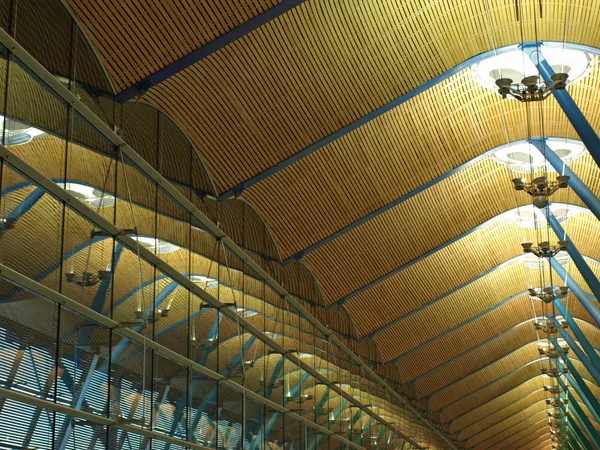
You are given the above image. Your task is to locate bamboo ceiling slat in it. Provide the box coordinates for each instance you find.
[491,428,550,450]
[425,336,540,409]
[143,1,600,194]
[67,0,281,91]
[470,403,549,449]
[439,364,542,424]
[394,293,538,382]
[248,75,595,261]
[345,218,546,338]
[459,390,547,441]
[450,377,547,434]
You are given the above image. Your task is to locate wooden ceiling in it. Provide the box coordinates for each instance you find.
[14,0,600,447]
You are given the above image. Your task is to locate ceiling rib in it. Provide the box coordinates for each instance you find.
[115,0,305,103]
[283,146,499,265]
[422,322,599,402]
[217,42,600,202]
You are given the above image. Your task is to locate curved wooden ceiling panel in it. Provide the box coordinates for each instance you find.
[19,0,600,446]
[67,0,282,91]
[140,1,600,195]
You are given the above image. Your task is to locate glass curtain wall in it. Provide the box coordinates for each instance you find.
[0,1,447,449]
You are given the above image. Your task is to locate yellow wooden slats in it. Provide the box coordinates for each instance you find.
[67,0,280,90]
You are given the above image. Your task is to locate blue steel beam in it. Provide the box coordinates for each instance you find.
[547,210,600,313]
[523,43,600,169]
[556,327,600,385]
[567,392,600,449]
[283,147,499,265]
[335,201,589,312]
[555,353,600,420]
[551,301,600,373]
[217,42,600,202]
[532,138,600,221]
[550,256,600,328]
[115,0,305,103]
[569,418,594,450]
[57,354,100,450]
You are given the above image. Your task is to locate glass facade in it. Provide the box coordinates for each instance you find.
[0,1,446,448]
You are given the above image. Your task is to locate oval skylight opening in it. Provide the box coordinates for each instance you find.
[491,138,586,173]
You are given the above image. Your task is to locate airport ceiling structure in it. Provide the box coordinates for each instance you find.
[3,0,600,449]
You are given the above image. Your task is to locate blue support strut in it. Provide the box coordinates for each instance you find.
[551,301,600,373]
[548,250,600,327]
[531,138,600,221]
[522,43,600,170]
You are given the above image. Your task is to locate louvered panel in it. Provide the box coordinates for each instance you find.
[67,0,281,91]
[144,2,600,194]
[471,402,548,449]
[459,390,547,441]
[425,337,539,409]
[437,363,539,423]
[451,377,545,434]
[345,218,544,338]
[394,293,537,382]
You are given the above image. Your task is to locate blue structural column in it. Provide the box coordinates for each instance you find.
[549,256,600,328]
[554,354,600,423]
[551,302,600,373]
[554,326,600,385]
[522,43,600,169]
[547,210,600,307]
[567,392,600,450]
[531,139,600,221]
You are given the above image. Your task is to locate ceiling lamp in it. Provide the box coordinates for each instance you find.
[512,175,569,208]
[534,318,568,334]
[528,286,568,303]
[472,45,593,94]
[494,72,567,102]
[521,240,567,258]
[538,345,569,358]
[491,139,586,173]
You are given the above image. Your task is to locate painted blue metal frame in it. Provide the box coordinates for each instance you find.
[427,327,598,408]
[549,248,600,327]
[532,138,600,221]
[551,301,600,374]
[116,0,306,103]
[547,209,600,310]
[334,214,514,310]
[283,146,499,265]
[217,41,600,202]
[565,386,600,448]
[522,43,600,170]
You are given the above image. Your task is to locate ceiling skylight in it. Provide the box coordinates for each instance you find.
[491,138,586,173]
